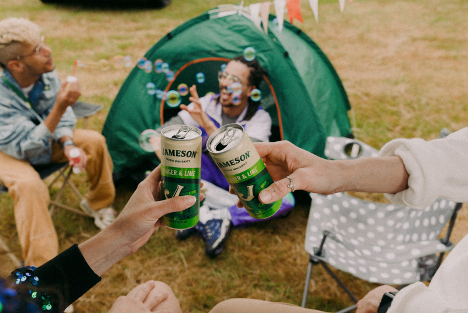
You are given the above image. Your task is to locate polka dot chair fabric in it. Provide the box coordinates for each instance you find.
[306,192,458,285]
[325,136,379,160]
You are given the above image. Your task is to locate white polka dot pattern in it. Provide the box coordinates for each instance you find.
[325,137,380,160]
[305,192,457,285]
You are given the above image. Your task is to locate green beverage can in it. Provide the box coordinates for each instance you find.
[160,125,202,229]
[207,124,282,219]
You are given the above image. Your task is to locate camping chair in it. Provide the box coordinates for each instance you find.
[0,101,103,265]
[302,193,462,312]
[324,136,379,160]
[302,135,463,312]
[46,101,104,215]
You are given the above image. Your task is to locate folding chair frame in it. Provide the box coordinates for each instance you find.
[301,201,463,312]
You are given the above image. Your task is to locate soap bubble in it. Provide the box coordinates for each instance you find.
[196,72,205,84]
[205,92,216,100]
[244,47,256,61]
[232,95,241,105]
[165,90,181,107]
[231,82,243,95]
[137,57,147,69]
[112,55,124,69]
[146,82,157,95]
[99,59,110,71]
[178,83,189,96]
[155,59,164,73]
[156,90,165,99]
[144,60,153,73]
[166,70,174,82]
[250,88,262,102]
[139,129,159,152]
[162,63,170,73]
[123,55,133,68]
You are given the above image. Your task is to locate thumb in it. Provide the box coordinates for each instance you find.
[153,195,197,217]
[259,176,295,204]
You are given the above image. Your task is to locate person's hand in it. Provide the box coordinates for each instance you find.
[55,78,81,111]
[356,285,398,313]
[79,165,201,276]
[109,166,197,255]
[179,85,217,135]
[63,145,87,172]
[109,281,181,313]
[250,141,336,205]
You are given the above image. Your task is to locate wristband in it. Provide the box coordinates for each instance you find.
[378,291,398,313]
[62,140,76,150]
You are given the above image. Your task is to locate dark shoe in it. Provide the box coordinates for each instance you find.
[175,227,196,240]
[197,206,231,258]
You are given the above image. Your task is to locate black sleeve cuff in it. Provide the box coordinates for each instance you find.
[34,243,101,308]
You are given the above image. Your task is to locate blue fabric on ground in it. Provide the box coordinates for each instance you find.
[229,192,295,227]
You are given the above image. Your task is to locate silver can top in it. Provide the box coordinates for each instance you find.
[161,125,201,140]
[208,124,244,153]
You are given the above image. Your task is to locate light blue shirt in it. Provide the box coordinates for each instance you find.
[0,68,76,164]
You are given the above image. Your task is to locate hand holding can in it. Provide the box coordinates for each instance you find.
[207,124,282,219]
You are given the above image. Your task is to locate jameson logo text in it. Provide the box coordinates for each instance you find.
[162,149,198,158]
[217,151,251,168]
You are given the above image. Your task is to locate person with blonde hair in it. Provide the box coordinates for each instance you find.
[0,17,117,268]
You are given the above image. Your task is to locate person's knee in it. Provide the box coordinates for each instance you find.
[11,175,48,197]
[210,299,242,313]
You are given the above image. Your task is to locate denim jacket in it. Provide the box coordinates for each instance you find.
[0,69,76,165]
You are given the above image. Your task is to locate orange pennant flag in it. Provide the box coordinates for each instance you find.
[286,0,303,24]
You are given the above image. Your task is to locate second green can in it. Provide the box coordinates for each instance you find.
[160,125,201,229]
[207,123,282,219]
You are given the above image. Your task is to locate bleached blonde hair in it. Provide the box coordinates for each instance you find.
[0,18,41,67]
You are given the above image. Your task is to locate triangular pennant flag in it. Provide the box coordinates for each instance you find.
[309,0,319,22]
[249,3,262,31]
[260,2,271,34]
[339,0,345,12]
[238,0,244,15]
[274,0,286,32]
[286,0,303,24]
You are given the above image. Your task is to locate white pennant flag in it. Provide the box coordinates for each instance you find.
[339,0,345,12]
[260,2,271,34]
[309,0,319,23]
[274,0,286,32]
[249,3,262,31]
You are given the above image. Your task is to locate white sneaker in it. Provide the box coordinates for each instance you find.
[94,208,116,230]
[80,199,116,230]
[64,304,74,312]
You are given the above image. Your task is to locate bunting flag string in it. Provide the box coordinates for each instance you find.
[286,0,303,24]
[249,3,262,31]
[273,0,286,32]
[308,0,319,22]
[339,0,346,12]
[260,1,271,34]
[245,0,355,34]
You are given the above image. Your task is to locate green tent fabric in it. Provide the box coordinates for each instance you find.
[102,6,352,181]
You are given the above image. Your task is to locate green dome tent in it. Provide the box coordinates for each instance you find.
[102,5,352,181]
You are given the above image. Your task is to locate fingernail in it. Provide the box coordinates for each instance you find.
[259,191,272,203]
[185,195,197,206]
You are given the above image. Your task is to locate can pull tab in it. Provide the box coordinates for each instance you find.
[216,127,235,151]
[172,125,192,139]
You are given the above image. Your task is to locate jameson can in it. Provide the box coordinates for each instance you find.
[160,125,202,229]
[207,124,282,219]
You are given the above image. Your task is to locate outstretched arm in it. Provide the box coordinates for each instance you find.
[78,165,197,276]
[254,141,409,204]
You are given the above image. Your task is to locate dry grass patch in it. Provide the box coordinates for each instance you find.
[1,0,468,312]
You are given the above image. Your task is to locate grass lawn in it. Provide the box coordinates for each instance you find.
[1,0,467,312]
